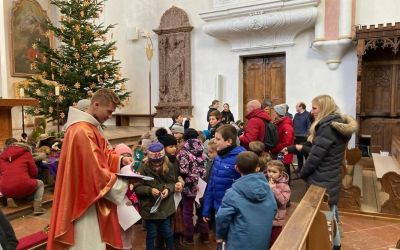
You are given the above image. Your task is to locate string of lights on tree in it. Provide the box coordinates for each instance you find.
[25,0,130,122]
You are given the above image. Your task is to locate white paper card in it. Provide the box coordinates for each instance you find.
[118,165,154,180]
[195,178,207,204]
[117,196,141,231]
[174,192,182,210]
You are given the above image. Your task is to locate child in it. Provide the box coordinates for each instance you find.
[170,112,190,130]
[177,128,209,245]
[216,151,277,249]
[205,139,217,181]
[202,124,246,225]
[249,141,272,173]
[266,160,291,247]
[207,99,220,129]
[156,128,185,249]
[204,110,222,140]
[114,143,138,250]
[134,143,176,250]
[171,124,185,149]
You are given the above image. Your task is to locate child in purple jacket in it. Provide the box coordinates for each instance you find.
[177,128,209,245]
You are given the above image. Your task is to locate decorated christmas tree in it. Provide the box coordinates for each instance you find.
[26,0,130,122]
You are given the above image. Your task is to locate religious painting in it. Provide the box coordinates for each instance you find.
[11,0,50,77]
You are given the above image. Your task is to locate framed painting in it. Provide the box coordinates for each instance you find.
[10,0,50,77]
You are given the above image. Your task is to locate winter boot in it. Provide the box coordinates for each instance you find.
[7,198,18,208]
[33,201,45,215]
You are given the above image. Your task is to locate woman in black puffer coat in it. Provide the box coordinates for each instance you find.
[286,95,357,250]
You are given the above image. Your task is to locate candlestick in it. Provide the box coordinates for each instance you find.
[55,86,60,96]
[19,88,25,98]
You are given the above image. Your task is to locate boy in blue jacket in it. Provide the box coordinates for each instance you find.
[216,151,277,250]
[202,124,246,224]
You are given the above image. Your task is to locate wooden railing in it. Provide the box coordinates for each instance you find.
[272,185,332,250]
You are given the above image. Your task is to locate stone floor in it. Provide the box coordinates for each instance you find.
[9,200,400,249]
[5,126,400,249]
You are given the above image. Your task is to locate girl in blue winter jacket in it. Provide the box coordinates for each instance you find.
[202,124,246,223]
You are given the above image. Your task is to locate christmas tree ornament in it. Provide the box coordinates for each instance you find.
[74,82,81,89]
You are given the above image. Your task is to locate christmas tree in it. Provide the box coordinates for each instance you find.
[26,0,130,122]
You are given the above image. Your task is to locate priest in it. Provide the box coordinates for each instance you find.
[47,89,133,249]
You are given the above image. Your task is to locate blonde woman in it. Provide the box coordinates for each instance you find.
[283,95,357,249]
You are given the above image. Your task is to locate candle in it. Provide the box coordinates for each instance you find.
[55,86,60,96]
[19,88,24,97]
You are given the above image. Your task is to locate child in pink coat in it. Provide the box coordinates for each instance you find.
[266,160,291,247]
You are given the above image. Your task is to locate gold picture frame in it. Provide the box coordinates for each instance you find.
[10,0,50,77]
[14,79,31,98]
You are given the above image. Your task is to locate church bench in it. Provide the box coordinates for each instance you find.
[371,141,400,215]
[338,148,363,210]
[272,185,333,250]
[113,113,156,127]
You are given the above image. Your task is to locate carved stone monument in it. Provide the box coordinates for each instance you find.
[154,6,193,117]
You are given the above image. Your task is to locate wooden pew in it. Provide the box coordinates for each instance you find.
[272,185,333,250]
[371,140,400,215]
[338,148,363,210]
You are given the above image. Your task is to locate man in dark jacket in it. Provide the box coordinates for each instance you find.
[239,100,271,149]
[292,102,311,171]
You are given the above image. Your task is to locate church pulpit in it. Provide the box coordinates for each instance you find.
[0,98,39,146]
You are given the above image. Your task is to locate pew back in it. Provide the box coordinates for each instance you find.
[272,185,332,250]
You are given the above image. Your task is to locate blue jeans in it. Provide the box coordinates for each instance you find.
[145,218,174,250]
[331,204,341,248]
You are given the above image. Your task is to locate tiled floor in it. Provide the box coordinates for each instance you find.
[341,214,400,250]
[8,204,400,249]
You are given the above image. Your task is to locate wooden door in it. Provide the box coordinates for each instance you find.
[360,55,400,152]
[243,55,285,117]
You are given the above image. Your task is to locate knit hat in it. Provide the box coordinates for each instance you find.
[274,104,287,117]
[147,142,165,164]
[158,134,177,147]
[171,124,184,134]
[115,143,132,157]
[184,128,199,140]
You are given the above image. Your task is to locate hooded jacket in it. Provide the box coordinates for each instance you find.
[300,114,357,205]
[239,108,271,149]
[177,138,206,197]
[216,173,277,250]
[0,143,38,198]
[271,116,295,165]
[268,172,291,227]
[202,146,246,217]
